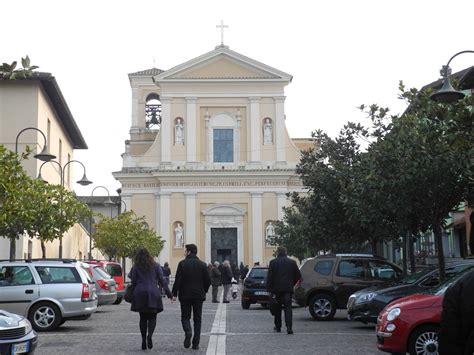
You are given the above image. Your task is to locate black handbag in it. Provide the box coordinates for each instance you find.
[124,284,134,303]
[269,294,281,316]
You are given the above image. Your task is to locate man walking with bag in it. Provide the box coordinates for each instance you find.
[172,244,211,350]
[267,246,301,334]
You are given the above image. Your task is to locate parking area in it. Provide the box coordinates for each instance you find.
[34,295,381,354]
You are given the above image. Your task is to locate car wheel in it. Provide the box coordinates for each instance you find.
[309,294,336,321]
[113,297,123,305]
[241,301,250,309]
[29,302,62,331]
[408,325,439,355]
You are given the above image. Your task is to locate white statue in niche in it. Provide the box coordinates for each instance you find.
[175,223,184,247]
[266,222,275,240]
[263,118,273,144]
[175,118,184,145]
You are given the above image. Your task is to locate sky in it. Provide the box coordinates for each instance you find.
[2,0,474,197]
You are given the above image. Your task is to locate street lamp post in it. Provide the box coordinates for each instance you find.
[9,127,56,260]
[15,127,56,162]
[429,50,474,255]
[89,186,115,259]
[37,159,92,258]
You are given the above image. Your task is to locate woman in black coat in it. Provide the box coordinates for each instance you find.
[130,248,172,350]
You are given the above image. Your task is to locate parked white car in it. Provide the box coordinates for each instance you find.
[0,259,98,331]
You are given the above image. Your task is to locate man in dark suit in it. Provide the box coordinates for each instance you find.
[172,244,211,350]
[267,246,301,334]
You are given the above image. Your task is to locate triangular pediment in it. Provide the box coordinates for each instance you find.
[155,45,292,82]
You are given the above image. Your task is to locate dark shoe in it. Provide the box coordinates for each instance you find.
[147,336,153,349]
[223,300,230,303]
[141,340,146,350]
[192,344,199,350]
[273,326,281,333]
[287,328,293,335]
[184,331,192,349]
[212,300,219,303]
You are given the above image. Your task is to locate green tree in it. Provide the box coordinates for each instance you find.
[271,123,392,258]
[359,84,472,280]
[0,145,91,260]
[93,211,164,260]
[30,181,92,258]
[0,145,37,259]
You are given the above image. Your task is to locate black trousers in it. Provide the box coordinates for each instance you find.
[180,299,204,346]
[212,285,219,302]
[274,292,293,330]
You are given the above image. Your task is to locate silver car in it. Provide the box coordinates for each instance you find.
[0,309,38,354]
[80,263,117,306]
[0,259,98,331]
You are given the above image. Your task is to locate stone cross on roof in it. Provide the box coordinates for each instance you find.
[216,20,229,45]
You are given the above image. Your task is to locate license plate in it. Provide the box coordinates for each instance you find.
[255,291,269,296]
[12,341,29,354]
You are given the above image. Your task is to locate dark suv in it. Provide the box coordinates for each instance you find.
[241,267,270,309]
[293,254,402,321]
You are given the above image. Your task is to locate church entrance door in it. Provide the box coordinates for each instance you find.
[211,228,237,266]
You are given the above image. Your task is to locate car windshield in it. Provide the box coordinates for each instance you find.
[429,266,474,296]
[93,266,112,280]
[402,267,435,284]
[249,268,268,279]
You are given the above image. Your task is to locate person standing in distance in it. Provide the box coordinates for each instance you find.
[172,244,211,350]
[266,246,301,334]
[220,260,233,303]
[211,261,222,303]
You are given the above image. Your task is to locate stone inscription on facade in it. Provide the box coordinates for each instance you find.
[122,180,303,189]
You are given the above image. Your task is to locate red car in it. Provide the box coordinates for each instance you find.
[85,260,124,304]
[376,267,474,355]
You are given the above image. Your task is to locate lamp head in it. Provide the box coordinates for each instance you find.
[34,145,56,162]
[430,77,466,103]
[77,173,93,186]
[104,197,115,206]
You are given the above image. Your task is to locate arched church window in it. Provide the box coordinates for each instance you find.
[214,129,233,162]
[145,93,161,129]
[209,112,238,164]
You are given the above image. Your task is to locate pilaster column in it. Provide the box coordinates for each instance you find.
[185,192,197,245]
[131,86,140,130]
[249,97,261,162]
[186,97,198,163]
[251,192,263,264]
[159,192,171,264]
[277,192,288,220]
[235,109,241,162]
[154,192,160,236]
[274,96,286,162]
[205,110,211,163]
[121,193,132,213]
[161,98,172,163]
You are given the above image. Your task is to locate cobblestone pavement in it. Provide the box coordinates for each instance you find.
[34,293,381,355]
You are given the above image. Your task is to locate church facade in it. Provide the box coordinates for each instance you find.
[113,45,311,270]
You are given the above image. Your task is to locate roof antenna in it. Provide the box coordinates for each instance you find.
[153,56,156,68]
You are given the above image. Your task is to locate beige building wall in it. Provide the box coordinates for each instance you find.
[0,76,91,261]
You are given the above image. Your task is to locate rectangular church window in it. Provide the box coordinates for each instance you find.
[213,128,233,162]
